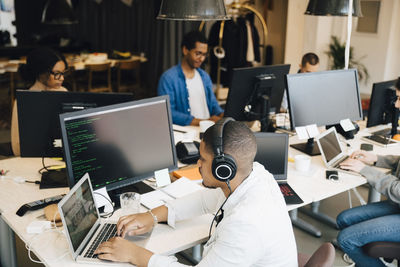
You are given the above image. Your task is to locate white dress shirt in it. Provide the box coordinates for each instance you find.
[186,70,210,119]
[148,162,298,267]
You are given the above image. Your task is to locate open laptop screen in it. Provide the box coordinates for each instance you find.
[319,130,342,162]
[60,178,98,251]
[254,132,288,180]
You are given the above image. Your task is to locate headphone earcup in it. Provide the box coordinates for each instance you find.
[212,154,237,182]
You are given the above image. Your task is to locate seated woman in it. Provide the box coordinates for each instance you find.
[11,47,69,156]
[337,78,400,266]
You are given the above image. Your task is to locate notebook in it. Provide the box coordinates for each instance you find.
[254,132,304,205]
[58,173,149,265]
[315,127,360,175]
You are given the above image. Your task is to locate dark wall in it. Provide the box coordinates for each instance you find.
[14,0,198,95]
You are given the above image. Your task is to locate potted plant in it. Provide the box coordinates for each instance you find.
[326,36,370,83]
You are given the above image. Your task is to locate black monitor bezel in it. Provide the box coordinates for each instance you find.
[59,95,178,191]
[16,90,134,157]
[286,69,363,130]
[224,64,291,121]
[254,132,289,180]
[366,79,397,128]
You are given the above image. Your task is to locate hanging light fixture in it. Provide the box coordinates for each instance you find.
[305,0,362,16]
[42,0,78,24]
[157,0,230,21]
[305,0,362,69]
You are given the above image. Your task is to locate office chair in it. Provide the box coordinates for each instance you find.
[85,62,112,93]
[116,58,141,93]
[363,241,400,266]
[298,242,335,267]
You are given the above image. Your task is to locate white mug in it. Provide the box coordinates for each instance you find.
[295,154,311,172]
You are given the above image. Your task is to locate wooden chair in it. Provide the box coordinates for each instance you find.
[85,62,112,92]
[116,59,140,93]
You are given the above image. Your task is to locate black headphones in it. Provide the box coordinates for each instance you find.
[211,117,237,182]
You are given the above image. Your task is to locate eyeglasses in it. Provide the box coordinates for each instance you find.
[50,69,69,80]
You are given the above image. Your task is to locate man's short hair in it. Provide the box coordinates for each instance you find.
[301,53,319,67]
[181,31,208,50]
[396,77,400,90]
[202,121,257,164]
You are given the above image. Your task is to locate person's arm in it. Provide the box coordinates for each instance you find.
[374,155,400,170]
[11,100,20,156]
[157,74,194,126]
[359,165,400,204]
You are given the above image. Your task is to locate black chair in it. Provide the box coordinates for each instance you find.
[363,241,400,266]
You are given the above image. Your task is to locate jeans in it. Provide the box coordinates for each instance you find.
[337,201,400,267]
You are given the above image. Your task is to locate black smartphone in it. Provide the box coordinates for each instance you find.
[326,170,339,180]
[360,143,373,151]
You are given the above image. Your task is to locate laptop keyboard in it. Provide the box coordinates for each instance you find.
[84,223,117,258]
[278,183,303,205]
[332,155,349,168]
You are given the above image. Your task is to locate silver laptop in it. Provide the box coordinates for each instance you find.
[58,173,149,265]
[316,127,359,175]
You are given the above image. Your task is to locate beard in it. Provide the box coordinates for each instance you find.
[199,167,217,189]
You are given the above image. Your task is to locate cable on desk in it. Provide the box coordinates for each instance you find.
[93,192,115,218]
[38,157,61,174]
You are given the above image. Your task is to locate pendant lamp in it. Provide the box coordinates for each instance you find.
[157,0,230,21]
[42,0,78,24]
[305,0,362,17]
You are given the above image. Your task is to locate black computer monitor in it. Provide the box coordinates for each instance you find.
[59,96,178,200]
[254,132,288,180]
[224,64,291,132]
[16,90,134,157]
[286,69,363,155]
[366,79,398,135]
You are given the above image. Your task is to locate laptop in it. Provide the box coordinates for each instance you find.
[254,132,303,205]
[58,173,149,264]
[315,127,360,175]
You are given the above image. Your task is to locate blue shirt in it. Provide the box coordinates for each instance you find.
[157,64,223,126]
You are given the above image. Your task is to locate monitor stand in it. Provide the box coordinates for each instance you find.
[290,138,320,156]
[108,181,155,208]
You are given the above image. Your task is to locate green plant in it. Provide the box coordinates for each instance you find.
[326,36,370,83]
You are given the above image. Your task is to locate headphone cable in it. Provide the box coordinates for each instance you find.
[208,181,232,238]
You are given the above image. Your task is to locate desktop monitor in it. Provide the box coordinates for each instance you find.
[16,90,134,157]
[254,132,288,180]
[59,95,178,196]
[224,64,291,131]
[286,69,363,155]
[366,79,398,133]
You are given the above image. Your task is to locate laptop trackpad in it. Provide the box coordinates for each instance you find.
[125,231,152,247]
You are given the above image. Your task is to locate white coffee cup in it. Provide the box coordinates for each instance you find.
[199,120,215,133]
[295,155,311,172]
[120,192,141,216]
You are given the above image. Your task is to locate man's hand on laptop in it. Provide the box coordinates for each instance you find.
[340,158,365,173]
[95,237,153,267]
[117,212,154,238]
[350,150,378,165]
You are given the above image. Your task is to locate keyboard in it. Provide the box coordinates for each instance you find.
[332,155,349,168]
[278,183,304,205]
[84,223,117,258]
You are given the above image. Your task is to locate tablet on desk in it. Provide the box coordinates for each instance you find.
[361,135,399,147]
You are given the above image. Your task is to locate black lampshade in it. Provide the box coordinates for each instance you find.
[42,0,78,24]
[157,0,230,21]
[305,0,363,17]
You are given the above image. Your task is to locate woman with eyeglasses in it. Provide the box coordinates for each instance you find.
[11,47,69,156]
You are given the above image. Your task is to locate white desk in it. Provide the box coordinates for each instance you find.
[0,157,213,267]
[1,123,396,266]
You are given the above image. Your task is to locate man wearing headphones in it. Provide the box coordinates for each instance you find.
[95,118,298,267]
